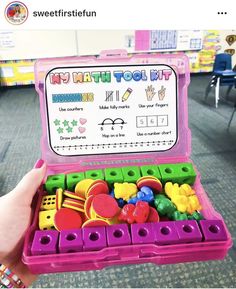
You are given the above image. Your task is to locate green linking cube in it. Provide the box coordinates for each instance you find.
[121,166,141,183]
[66,172,85,191]
[158,162,197,185]
[140,165,161,180]
[85,169,104,180]
[104,167,124,185]
[45,174,66,195]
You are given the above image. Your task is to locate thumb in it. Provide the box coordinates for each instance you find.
[9,162,47,205]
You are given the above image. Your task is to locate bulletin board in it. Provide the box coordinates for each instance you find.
[135,30,203,52]
[185,30,220,73]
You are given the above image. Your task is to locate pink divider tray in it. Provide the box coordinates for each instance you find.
[22,50,232,274]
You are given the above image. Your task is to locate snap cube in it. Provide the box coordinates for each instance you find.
[104,167,124,185]
[121,166,141,183]
[153,221,180,245]
[59,229,83,253]
[131,223,155,244]
[39,209,57,230]
[66,172,85,191]
[158,162,196,185]
[106,224,131,247]
[199,220,228,241]
[31,230,59,255]
[174,220,202,243]
[140,165,161,179]
[82,226,107,251]
[85,169,104,180]
[40,195,56,210]
[45,174,66,195]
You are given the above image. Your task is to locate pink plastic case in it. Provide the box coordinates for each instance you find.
[22,50,232,274]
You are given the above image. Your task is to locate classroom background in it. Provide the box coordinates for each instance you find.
[0,30,236,288]
[0,30,235,86]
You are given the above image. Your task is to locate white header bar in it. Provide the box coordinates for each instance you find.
[0,0,235,29]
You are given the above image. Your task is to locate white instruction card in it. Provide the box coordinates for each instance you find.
[45,64,178,156]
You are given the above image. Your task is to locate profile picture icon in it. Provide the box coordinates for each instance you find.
[5,1,28,25]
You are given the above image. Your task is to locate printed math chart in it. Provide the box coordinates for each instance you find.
[45,64,178,156]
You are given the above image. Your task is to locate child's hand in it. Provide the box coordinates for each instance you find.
[0,161,46,286]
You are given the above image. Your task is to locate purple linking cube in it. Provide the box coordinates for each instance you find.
[59,229,83,253]
[131,223,155,244]
[199,220,228,241]
[31,230,59,255]
[82,226,107,251]
[106,224,131,247]
[153,221,179,245]
[174,220,202,243]
[31,219,229,256]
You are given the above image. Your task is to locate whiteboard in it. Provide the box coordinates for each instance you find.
[76,30,134,55]
[0,30,77,60]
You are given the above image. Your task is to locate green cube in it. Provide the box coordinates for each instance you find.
[45,174,66,195]
[85,169,104,180]
[158,162,196,185]
[104,167,123,185]
[66,172,85,191]
[179,162,197,185]
[121,166,141,183]
[140,165,161,180]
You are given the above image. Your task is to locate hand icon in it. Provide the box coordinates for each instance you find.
[145,85,156,101]
[158,86,166,101]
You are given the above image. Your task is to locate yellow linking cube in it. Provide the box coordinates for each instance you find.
[39,209,57,230]
[164,182,201,214]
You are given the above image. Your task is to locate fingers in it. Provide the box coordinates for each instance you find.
[9,163,47,205]
[159,85,166,93]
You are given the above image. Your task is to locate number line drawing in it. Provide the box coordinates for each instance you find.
[98,118,127,126]
[53,139,174,150]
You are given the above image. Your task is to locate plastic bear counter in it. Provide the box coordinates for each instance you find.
[22,50,233,274]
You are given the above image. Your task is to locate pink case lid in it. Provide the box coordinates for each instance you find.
[34,50,190,168]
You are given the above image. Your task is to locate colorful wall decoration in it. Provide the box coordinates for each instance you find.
[0,59,35,86]
[135,30,220,73]
[185,30,220,73]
